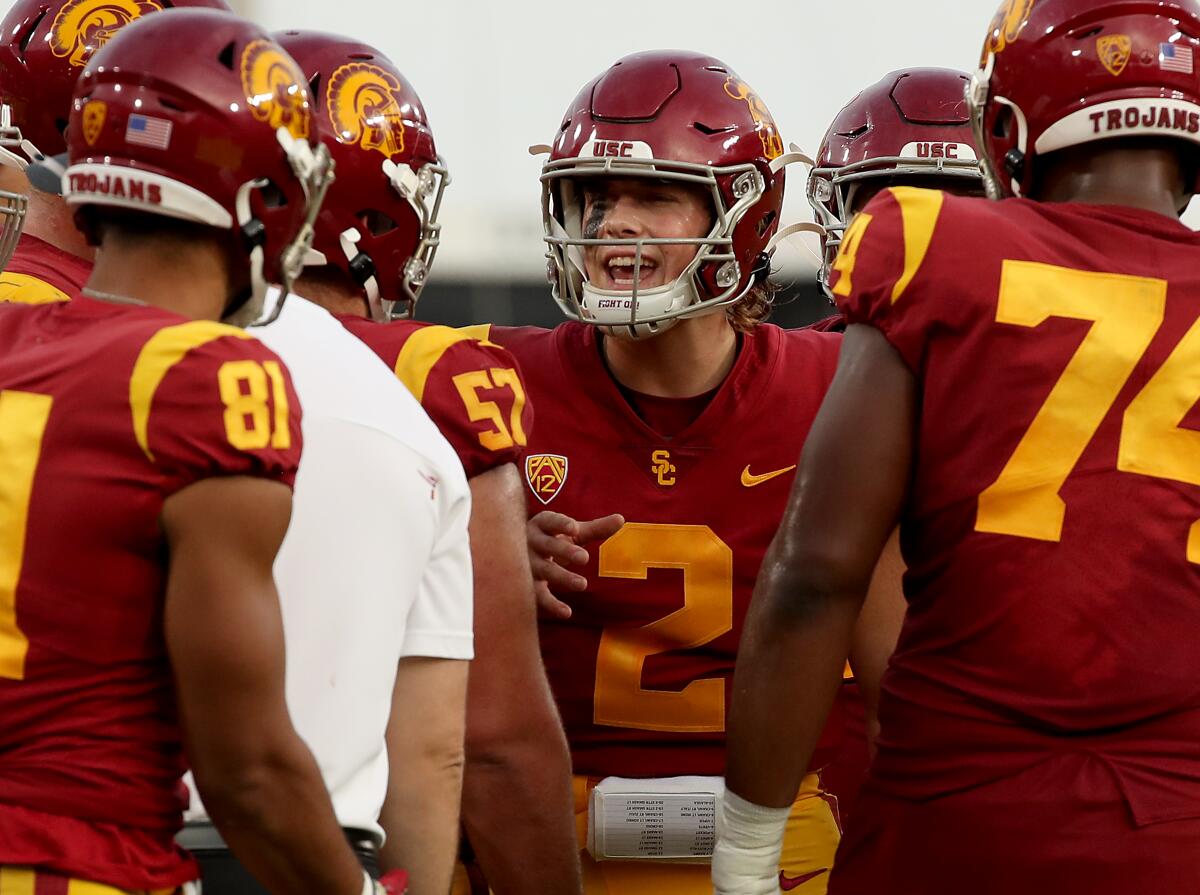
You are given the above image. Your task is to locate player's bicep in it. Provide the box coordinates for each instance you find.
[779,324,916,591]
[162,475,294,774]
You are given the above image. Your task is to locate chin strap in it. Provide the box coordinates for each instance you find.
[765,221,826,254]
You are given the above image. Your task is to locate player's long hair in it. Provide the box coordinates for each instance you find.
[725,274,781,332]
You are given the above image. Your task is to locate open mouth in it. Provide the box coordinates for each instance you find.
[605,255,658,288]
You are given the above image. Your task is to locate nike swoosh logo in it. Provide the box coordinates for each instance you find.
[779,868,829,890]
[741,464,797,487]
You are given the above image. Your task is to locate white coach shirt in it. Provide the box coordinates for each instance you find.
[186,290,474,839]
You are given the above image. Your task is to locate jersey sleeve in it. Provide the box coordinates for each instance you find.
[0,272,71,304]
[401,475,474,660]
[829,186,952,373]
[131,321,303,494]
[398,326,535,480]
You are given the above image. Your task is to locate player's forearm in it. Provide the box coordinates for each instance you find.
[726,551,867,809]
[379,746,464,895]
[462,716,580,894]
[195,734,364,895]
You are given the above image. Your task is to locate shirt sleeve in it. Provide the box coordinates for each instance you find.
[413,333,534,480]
[831,186,951,374]
[400,473,474,660]
[133,322,303,494]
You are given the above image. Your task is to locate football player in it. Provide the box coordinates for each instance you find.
[476,51,902,894]
[179,29,476,895]
[803,67,985,820]
[270,31,579,895]
[0,0,230,302]
[719,1,1200,893]
[0,10,401,895]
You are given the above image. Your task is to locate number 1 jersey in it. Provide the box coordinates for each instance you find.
[487,321,843,778]
[835,187,1200,826]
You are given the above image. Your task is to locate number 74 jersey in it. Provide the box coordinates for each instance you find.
[834,187,1200,820]
[485,321,843,778]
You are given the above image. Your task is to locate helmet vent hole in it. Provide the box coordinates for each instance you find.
[704,65,728,74]
[158,97,185,112]
[349,53,373,61]
[54,117,67,138]
[693,121,734,135]
[18,9,48,56]
[559,118,571,133]
[359,209,397,236]
[309,74,322,97]
[837,124,869,139]
[1181,28,1200,42]
[1070,26,1103,40]
[217,41,236,71]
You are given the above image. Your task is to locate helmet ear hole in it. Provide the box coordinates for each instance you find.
[217,41,235,71]
[259,179,287,208]
[993,105,1013,140]
[359,209,397,236]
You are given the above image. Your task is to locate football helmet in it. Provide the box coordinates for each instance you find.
[539,50,796,338]
[0,0,230,172]
[969,0,1200,199]
[63,8,334,324]
[809,68,982,297]
[275,29,447,321]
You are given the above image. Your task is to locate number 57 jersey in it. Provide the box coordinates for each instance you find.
[835,187,1200,824]
[486,321,842,778]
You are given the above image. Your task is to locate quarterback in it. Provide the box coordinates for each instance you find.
[721,0,1200,893]
[483,50,901,894]
[0,10,394,895]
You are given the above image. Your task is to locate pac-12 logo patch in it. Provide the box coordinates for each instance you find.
[327,61,407,157]
[49,0,162,68]
[526,453,568,504]
[81,100,106,146]
[1097,34,1132,77]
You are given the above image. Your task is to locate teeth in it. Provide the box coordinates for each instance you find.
[607,257,654,269]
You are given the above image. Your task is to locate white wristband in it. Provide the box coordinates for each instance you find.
[711,789,790,895]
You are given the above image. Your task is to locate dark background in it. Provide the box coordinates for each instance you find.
[416,278,834,329]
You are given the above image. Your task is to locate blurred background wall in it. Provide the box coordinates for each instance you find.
[230,0,1200,328]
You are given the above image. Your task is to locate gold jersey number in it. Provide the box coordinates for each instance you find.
[976,260,1200,560]
[593,523,733,733]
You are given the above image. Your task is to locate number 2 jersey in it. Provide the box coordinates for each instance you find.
[0,297,301,888]
[486,321,843,778]
[835,187,1200,826]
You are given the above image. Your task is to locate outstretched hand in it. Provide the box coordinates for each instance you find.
[526,511,625,618]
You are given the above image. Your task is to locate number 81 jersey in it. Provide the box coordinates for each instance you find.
[0,297,300,888]
[486,321,842,778]
[834,187,1200,820]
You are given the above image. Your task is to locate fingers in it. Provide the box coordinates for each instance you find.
[574,513,625,544]
[534,581,574,620]
[528,520,589,567]
[530,553,588,593]
[529,510,579,539]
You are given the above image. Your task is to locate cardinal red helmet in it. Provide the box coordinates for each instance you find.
[63,8,334,324]
[540,50,795,338]
[0,0,230,171]
[275,30,447,321]
[968,0,1200,200]
[809,68,983,297]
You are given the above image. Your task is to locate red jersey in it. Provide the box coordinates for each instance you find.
[337,317,533,479]
[0,234,91,304]
[835,186,1200,826]
[486,321,842,778]
[0,297,301,888]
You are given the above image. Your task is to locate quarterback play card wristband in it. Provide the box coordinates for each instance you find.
[711,790,790,894]
[586,776,723,863]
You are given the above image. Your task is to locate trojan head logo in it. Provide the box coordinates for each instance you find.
[525,453,568,505]
[979,0,1036,67]
[240,39,310,140]
[723,76,784,161]
[81,100,106,146]
[49,0,162,68]
[327,62,407,157]
[1098,35,1132,76]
